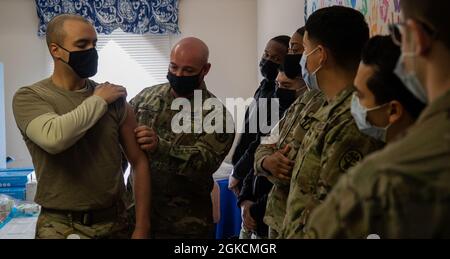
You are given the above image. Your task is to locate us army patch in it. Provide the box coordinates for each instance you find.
[339,150,363,171]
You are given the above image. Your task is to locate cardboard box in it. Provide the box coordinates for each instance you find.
[0,169,34,188]
[0,187,26,200]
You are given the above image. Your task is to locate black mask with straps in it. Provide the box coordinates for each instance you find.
[283,54,302,79]
[259,59,280,81]
[57,44,99,79]
[167,71,203,96]
[275,87,297,109]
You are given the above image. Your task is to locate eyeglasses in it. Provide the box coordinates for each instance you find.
[389,20,437,46]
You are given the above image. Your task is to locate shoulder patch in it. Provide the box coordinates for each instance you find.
[339,150,363,171]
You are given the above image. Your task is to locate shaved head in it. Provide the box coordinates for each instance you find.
[168,37,211,80]
[46,14,91,48]
[171,37,210,67]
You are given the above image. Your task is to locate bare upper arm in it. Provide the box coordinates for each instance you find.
[120,104,147,164]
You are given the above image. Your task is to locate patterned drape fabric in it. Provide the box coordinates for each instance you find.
[36,0,180,36]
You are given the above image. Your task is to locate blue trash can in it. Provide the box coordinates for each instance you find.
[215,178,242,239]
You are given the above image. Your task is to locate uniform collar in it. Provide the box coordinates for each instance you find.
[312,86,355,122]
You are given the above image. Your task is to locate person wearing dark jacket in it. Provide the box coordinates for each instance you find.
[229,35,291,196]
[238,39,308,238]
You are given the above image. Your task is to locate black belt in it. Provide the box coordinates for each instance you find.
[41,205,119,226]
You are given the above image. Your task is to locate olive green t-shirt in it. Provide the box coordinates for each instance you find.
[13,78,127,211]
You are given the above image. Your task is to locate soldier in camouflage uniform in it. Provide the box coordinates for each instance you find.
[128,37,235,239]
[305,1,450,239]
[280,7,385,238]
[281,87,384,238]
[254,89,325,239]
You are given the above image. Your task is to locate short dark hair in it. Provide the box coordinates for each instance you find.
[401,0,450,50]
[46,14,91,48]
[296,27,306,37]
[305,6,369,71]
[271,35,291,50]
[362,36,425,119]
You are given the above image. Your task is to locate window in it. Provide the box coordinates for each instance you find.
[92,29,171,100]
[0,63,5,168]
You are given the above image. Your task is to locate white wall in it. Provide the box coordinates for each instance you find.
[175,0,259,163]
[176,0,258,100]
[0,0,49,168]
[0,63,6,169]
[257,0,306,63]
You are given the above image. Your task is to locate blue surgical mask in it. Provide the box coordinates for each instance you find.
[351,93,391,143]
[394,53,428,104]
[300,47,322,91]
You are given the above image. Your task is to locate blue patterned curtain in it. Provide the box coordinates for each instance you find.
[35,0,180,36]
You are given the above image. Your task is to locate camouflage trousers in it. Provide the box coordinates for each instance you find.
[127,205,215,239]
[35,207,132,239]
[268,227,280,239]
[239,227,267,240]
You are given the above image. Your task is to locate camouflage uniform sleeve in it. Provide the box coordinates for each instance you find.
[317,121,383,198]
[305,157,381,239]
[168,132,235,176]
[254,96,300,170]
[254,115,291,187]
[167,105,235,177]
[305,159,423,239]
[154,136,172,157]
[129,93,142,110]
[254,144,276,177]
[294,121,382,237]
[311,157,450,239]
[304,171,362,239]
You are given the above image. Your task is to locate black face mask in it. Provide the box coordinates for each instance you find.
[58,45,98,79]
[259,59,279,81]
[167,71,201,96]
[283,54,302,79]
[275,87,297,108]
